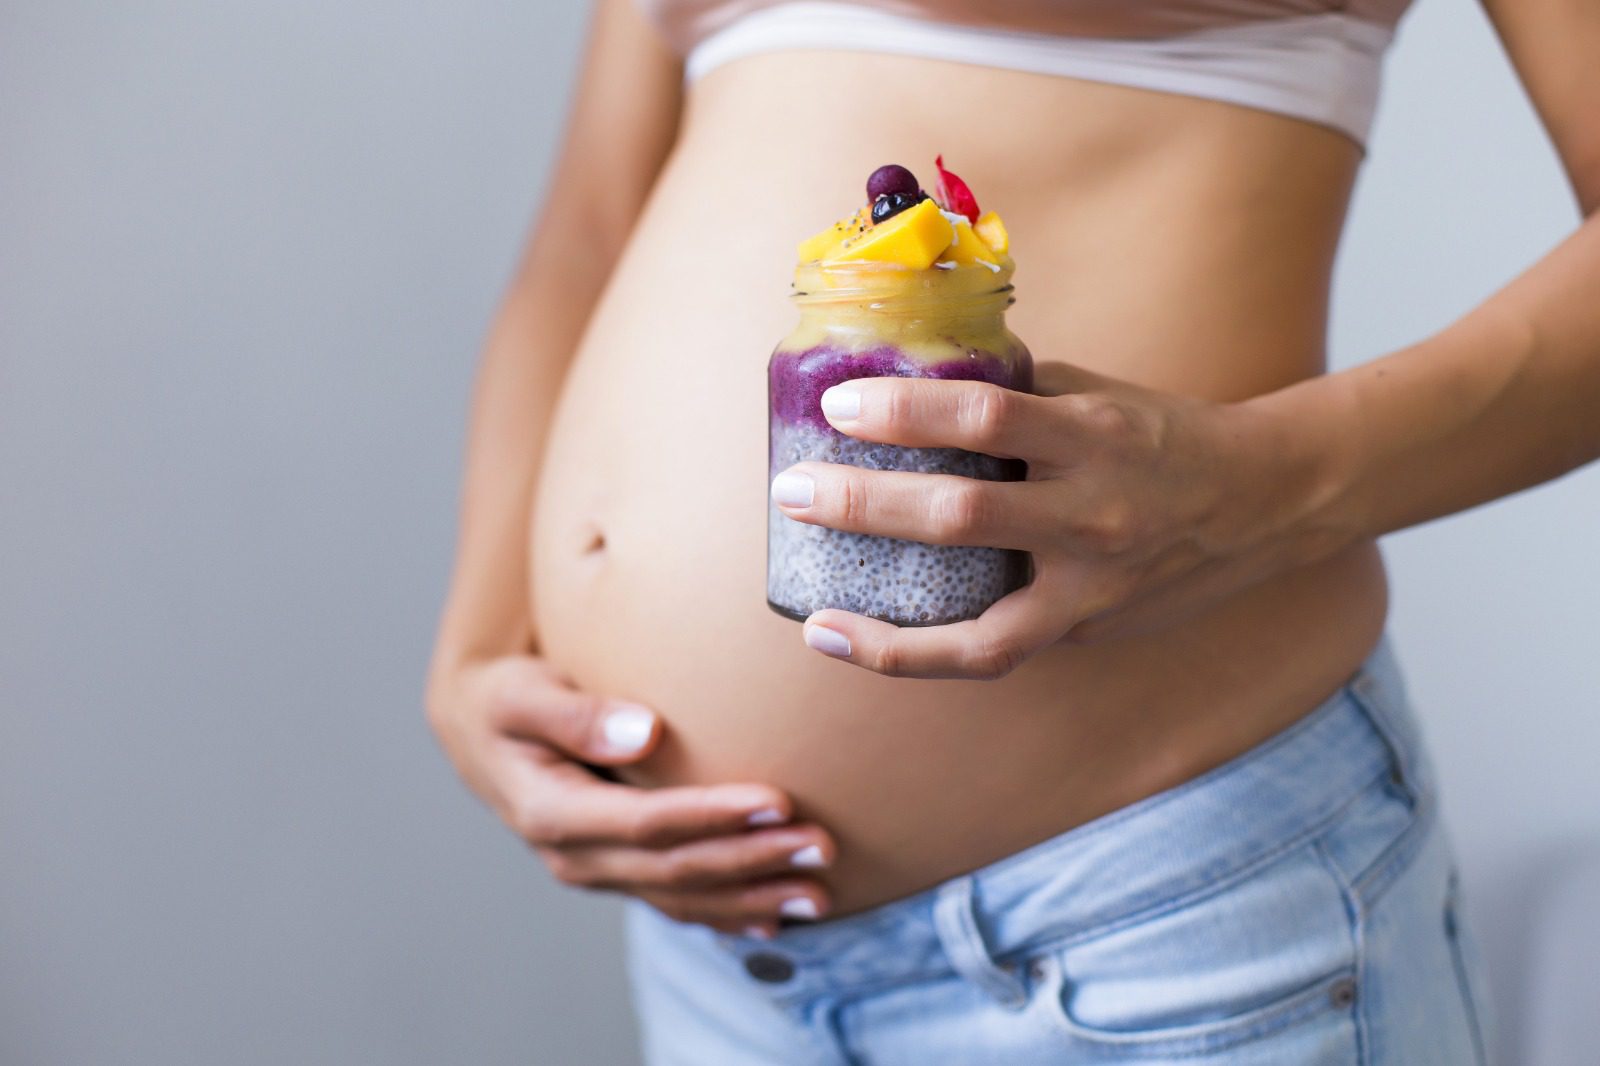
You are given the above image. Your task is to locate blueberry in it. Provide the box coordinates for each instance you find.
[866,164,919,202]
[871,191,918,224]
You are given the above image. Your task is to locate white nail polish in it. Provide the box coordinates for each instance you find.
[780,897,820,920]
[803,625,852,658]
[820,384,862,420]
[747,807,787,827]
[770,471,814,507]
[790,844,827,868]
[600,706,654,754]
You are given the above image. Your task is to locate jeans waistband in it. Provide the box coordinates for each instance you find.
[715,633,1426,1006]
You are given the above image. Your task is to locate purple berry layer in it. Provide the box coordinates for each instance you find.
[769,345,1030,432]
[767,342,1032,626]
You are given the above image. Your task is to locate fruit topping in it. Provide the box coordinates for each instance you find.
[871,190,919,224]
[826,197,954,269]
[797,158,1007,269]
[866,164,920,201]
[933,155,980,224]
[943,218,1000,266]
[973,210,1009,255]
[796,205,872,262]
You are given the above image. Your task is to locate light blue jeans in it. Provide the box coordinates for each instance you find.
[625,635,1494,1064]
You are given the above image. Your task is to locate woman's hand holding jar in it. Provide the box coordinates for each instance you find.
[774,359,1335,680]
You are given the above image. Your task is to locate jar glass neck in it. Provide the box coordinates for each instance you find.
[790,260,1016,333]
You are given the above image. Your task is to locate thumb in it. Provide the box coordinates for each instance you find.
[484,658,662,766]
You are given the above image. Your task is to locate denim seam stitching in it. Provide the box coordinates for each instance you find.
[1444,868,1490,1066]
[1350,790,1437,908]
[785,961,962,1018]
[995,767,1381,963]
[1040,958,1360,1056]
[1314,836,1370,1066]
[1029,841,1367,1056]
[817,996,860,1066]
[1343,659,1420,795]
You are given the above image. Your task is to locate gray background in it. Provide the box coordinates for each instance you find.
[2,2,1595,1064]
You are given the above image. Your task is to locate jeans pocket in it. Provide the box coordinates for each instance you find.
[1025,845,1361,1057]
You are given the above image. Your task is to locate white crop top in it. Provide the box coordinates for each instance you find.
[634,0,1417,147]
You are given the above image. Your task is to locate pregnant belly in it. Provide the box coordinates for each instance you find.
[528,295,1387,916]
[526,57,1387,914]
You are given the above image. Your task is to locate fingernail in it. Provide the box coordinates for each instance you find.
[600,705,654,754]
[790,844,827,868]
[803,624,852,658]
[780,897,821,921]
[747,807,787,827]
[770,471,814,507]
[743,925,775,941]
[820,384,861,420]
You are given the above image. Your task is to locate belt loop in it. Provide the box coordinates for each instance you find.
[932,876,1027,1009]
[1347,634,1426,798]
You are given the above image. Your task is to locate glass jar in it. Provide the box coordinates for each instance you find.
[767,260,1034,626]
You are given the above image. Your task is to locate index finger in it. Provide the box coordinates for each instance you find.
[818,377,1051,458]
[511,753,796,848]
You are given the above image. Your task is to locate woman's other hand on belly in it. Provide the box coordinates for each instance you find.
[425,656,836,937]
[769,360,1343,680]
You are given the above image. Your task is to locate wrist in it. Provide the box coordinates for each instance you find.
[1225,373,1368,569]
[427,617,537,704]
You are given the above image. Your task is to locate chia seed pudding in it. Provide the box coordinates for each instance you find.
[767,345,1033,626]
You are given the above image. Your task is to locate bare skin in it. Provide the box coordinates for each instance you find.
[428,0,1600,935]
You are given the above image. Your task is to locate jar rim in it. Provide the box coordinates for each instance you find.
[790,259,1016,308]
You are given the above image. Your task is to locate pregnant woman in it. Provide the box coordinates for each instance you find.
[426,1,1599,1062]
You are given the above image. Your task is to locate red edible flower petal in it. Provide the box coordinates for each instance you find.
[933,155,980,224]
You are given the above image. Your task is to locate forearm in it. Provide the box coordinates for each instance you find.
[426,0,682,682]
[429,221,611,675]
[1260,207,1600,557]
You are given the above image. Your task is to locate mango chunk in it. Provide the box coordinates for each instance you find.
[966,211,1004,256]
[797,206,871,263]
[826,198,954,269]
[942,219,1000,266]
[973,210,1009,256]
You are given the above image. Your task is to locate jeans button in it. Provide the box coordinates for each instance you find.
[744,951,796,983]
